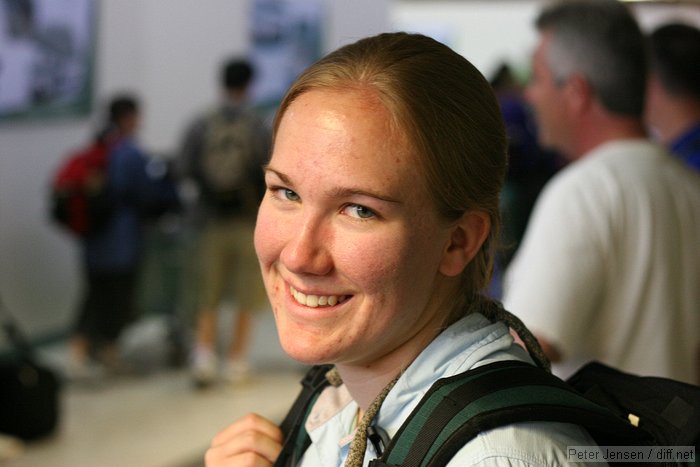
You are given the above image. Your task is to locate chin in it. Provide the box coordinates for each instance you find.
[278,332,339,366]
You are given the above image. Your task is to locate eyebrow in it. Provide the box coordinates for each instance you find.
[264,166,402,204]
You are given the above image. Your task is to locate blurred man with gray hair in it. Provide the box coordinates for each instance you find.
[503,0,700,384]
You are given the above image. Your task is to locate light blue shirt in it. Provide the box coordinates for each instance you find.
[299,313,605,466]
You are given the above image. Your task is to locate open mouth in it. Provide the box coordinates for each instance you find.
[290,286,350,308]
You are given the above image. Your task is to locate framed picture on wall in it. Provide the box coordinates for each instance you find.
[250,0,324,113]
[0,0,96,122]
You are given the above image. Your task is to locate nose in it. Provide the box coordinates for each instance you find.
[280,215,333,276]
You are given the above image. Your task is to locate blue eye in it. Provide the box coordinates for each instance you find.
[274,187,299,201]
[345,204,376,219]
[284,189,300,201]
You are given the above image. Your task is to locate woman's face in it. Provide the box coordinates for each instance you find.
[255,88,457,369]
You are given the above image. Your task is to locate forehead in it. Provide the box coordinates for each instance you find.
[281,87,396,136]
[271,88,430,202]
[276,89,408,168]
[531,40,557,85]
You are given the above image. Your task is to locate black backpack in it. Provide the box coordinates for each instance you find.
[274,361,700,467]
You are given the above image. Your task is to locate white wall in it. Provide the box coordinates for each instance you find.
[632,2,700,31]
[391,0,540,80]
[0,0,389,345]
[391,1,700,82]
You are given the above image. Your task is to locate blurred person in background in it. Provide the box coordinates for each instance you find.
[179,58,271,387]
[503,0,700,384]
[646,22,700,172]
[70,95,179,379]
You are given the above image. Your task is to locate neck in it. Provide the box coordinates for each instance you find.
[225,88,246,104]
[335,337,424,412]
[337,315,448,411]
[652,101,700,146]
[572,113,647,159]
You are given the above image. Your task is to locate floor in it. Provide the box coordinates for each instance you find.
[1,312,306,467]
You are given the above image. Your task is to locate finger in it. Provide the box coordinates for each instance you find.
[218,426,283,462]
[205,448,273,467]
[211,413,283,447]
[207,413,283,464]
[205,431,282,466]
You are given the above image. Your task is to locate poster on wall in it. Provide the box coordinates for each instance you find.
[0,0,95,123]
[249,0,324,114]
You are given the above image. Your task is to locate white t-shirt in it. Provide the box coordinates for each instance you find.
[504,139,700,383]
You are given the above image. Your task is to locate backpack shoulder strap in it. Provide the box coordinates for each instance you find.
[370,360,648,467]
[274,364,333,467]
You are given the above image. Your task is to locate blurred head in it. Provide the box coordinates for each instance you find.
[107,94,139,136]
[221,58,254,93]
[255,32,507,365]
[490,62,521,94]
[649,23,700,100]
[526,0,647,154]
[646,23,700,142]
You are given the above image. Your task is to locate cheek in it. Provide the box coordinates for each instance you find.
[334,239,391,285]
[340,227,438,297]
[254,201,280,266]
[532,90,550,117]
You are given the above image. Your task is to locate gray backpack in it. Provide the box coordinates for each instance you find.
[200,110,260,212]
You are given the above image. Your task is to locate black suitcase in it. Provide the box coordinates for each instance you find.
[0,296,62,441]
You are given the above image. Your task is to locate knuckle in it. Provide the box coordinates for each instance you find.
[203,447,220,466]
[241,412,261,426]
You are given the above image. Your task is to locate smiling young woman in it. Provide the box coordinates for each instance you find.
[203,32,596,467]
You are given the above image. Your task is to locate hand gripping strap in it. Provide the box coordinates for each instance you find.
[274,364,333,467]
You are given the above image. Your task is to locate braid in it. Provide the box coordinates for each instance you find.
[324,366,401,467]
[476,297,551,372]
[325,366,343,387]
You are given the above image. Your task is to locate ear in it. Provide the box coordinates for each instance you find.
[439,210,491,277]
[564,73,593,114]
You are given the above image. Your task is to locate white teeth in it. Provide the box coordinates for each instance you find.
[290,286,345,308]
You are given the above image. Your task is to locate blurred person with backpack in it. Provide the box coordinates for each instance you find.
[58,94,180,379]
[178,58,271,387]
